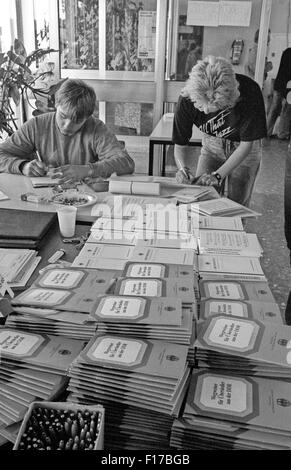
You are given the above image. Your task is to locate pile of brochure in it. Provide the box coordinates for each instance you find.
[68,333,191,416]
[90,295,195,345]
[0,248,40,289]
[9,266,115,340]
[170,370,291,450]
[194,315,291,378]
[191,197,261,218]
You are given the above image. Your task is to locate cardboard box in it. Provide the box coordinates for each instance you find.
[13,401,104,450]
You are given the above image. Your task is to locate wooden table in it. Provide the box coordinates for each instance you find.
[148,113,203,176]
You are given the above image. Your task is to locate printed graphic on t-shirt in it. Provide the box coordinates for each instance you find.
[199,109,236,138]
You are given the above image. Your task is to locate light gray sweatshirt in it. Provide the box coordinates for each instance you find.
[0,112,135,177]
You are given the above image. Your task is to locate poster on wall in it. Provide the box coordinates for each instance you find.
[138,11,156,59]
[187,1,252,27]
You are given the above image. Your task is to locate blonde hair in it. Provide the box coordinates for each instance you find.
[181,55,240,110]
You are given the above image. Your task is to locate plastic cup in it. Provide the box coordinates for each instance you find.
[57,206,77,237]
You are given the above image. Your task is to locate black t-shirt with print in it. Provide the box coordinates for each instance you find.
[172,74,267,144]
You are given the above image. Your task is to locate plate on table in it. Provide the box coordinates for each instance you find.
[51,191,98,208]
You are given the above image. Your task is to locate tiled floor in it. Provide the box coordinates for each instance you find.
[130,137,291,315]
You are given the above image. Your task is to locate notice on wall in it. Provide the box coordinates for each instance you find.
[219,1,252,26]
[138,11,156,59]
[187,1,219,27]
[186,1,252,27]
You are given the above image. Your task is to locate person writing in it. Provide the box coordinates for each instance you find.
[173,55,267,207]
[0,79,135,184]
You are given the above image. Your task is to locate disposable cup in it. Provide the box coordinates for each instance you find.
[57,206,77,237]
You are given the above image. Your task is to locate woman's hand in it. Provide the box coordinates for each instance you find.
[196,172,220,186]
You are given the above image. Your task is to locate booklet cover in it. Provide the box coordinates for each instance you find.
[0,328,86,372]
[130,246,197,268]
[198,231,262,257]
[114,278,195,303]
[122,261,195,280]
[191,216,244,231]
[195,315,291,368]
[199,299,283,323]
[72,334,188,379]
[184,369,291,433]
[198,279,275,303]
[31,267,114,292]
[89,295,182,325]
[198,255,264,276]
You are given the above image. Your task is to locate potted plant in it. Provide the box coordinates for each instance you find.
[0,38,58,139]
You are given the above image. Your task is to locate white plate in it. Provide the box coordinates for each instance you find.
[52,191,98,208]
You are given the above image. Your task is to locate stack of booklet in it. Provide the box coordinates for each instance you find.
[68,333,191,416]
[170,369,291,450]
[198,254,266,281]
[198,278,283,323]
[0,248,41,289]
[197,230,263,257]
[66,397,175,451]
[0,365,68,431]
[9,267,115,339]
[194,315,291,378]
[0,327,86,376]
[191,197,261,218]
[88,295,195,345]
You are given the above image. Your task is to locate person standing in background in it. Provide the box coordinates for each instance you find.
[173,55,267,207]
[266,47,291,139]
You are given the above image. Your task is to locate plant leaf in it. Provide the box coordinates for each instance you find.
[9,85,20,106]
[14,39,27,57]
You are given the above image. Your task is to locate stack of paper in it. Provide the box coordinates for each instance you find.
[191,216,244,232]
[129,246,198,268]
[113,277,196,307]
[88,295,195,344]
[198,299,283,323]
[198,254,266,281]
[5,311,98,341]
[68,334,191,416]
[67,396,174,451]
[197,230,263,257]
[0,249,40,289]
[191,198,261,218]
[0,365,67,430]
[170,370,291,450]
[198,279,277,303]
[121,261,200,302]
[0,327,86,376]
[71,243,134,271]
[194,315,291,378]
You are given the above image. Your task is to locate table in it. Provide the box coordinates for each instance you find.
[0,174,106,223]
[148,113,203,176]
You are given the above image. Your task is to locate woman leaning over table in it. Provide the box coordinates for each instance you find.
[173,55,267,207]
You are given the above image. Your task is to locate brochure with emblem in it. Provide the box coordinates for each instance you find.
[198,279,276,303]
[122,261,195,279]
[194,315,291,371]
[135,236,197,251]
[113,278,195,304]
[130,246,197,268]
[88,295,182,325]
[198,231,263,257]
[199,299,283,323]
[0,328,85,373]
[191,216,244,231]
[68,334,190,415]
[198,255,264,276]
[184,369,291,435]
[71,243,132,271]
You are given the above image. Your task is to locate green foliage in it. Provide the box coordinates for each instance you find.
[0,38,57,139]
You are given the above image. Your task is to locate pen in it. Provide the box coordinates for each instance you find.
[35,150,42,162]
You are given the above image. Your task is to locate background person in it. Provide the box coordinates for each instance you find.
[173,55,267,207]
[0,78,135,185]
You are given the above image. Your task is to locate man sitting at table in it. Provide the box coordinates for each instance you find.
[0,79,135,184]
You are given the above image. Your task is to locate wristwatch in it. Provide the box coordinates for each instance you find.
[211,171,222,184]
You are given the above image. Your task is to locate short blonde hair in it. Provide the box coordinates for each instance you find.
[181,55,240,110]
